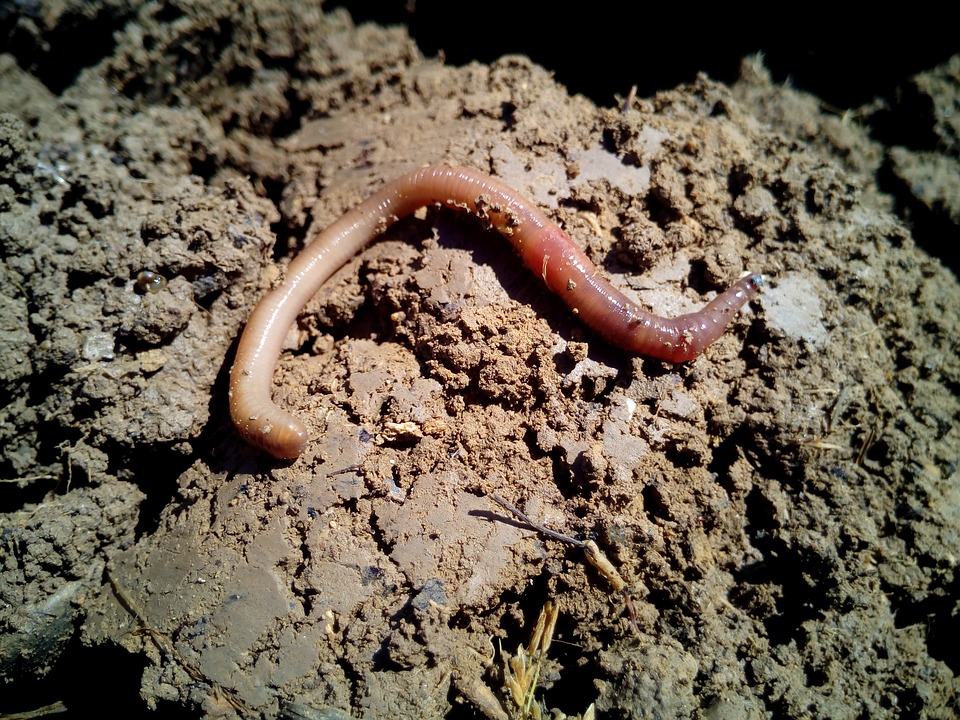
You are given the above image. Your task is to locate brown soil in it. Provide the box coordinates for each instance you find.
[2,4,958,719]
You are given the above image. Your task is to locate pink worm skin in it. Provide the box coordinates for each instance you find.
[229,165,762,459]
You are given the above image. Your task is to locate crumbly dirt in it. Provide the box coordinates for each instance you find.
[2,4,959,719]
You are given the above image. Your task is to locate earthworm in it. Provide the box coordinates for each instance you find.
[229,165,762,459]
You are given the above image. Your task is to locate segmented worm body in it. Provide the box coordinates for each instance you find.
[229,165,762,459]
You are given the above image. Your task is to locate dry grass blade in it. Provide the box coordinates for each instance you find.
[500,600,598,720]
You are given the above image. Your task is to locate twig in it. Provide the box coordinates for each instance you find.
[0,702,68,719]
[490,494,585,548]
[489,494,641,635]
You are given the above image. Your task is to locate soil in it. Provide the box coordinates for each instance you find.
[2,3,959,719]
